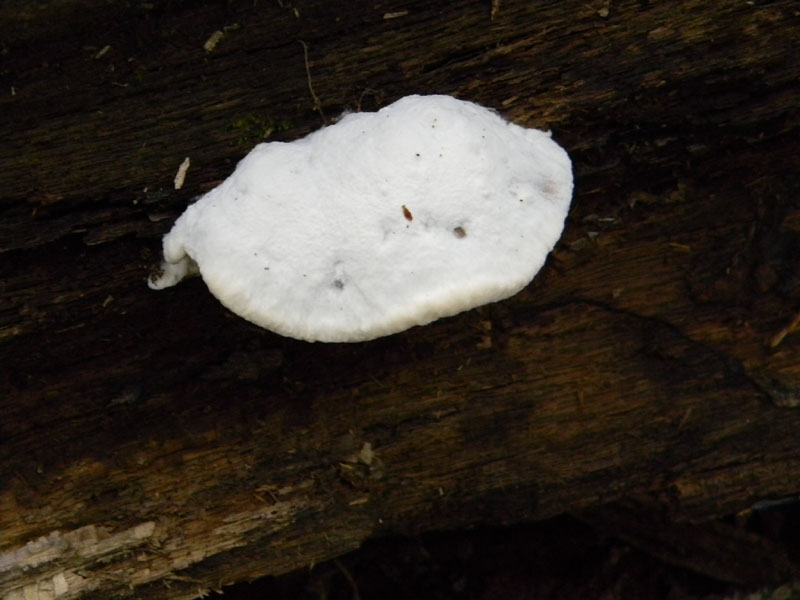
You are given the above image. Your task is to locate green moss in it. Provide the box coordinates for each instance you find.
[230,114,292,146]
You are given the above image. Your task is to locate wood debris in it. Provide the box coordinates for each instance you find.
[174,157,190,190]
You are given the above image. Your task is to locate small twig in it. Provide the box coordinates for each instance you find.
[333,559,361,600]
[491,0,501,20]
[768,307,800,349]
[299,40,326,123]
[677,406,693,432]
[355,87,382,112]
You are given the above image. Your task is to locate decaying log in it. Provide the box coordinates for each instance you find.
[1,1,799,598]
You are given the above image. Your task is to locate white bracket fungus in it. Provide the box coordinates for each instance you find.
[149,95,573,342]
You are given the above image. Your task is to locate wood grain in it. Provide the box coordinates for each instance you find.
[1,1,798,598]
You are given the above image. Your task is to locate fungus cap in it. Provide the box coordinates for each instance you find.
[149,94,573,342]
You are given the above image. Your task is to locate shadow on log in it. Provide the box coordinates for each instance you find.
[1,1,799,598]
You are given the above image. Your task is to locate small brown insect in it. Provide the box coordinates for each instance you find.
[402,205,413,221]
[453,226,467,238]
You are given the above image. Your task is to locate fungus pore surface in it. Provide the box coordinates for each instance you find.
[149,95,573,342]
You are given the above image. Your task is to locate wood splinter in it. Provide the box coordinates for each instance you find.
[767,308,800,349]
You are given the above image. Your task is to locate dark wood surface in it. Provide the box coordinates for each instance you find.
[2,1,799,598]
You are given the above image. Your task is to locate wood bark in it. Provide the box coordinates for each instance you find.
[1,1,799,598]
